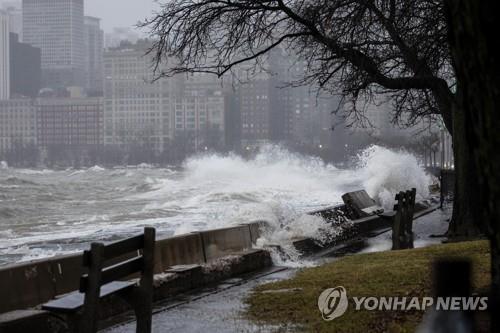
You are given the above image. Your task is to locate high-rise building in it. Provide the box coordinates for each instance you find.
[230,48,342,153]
[178,72,227,150]
[10,32,41,98]
[236,70,273,148]
[0,10,10,100]
[104,42,227,154]
[22,0,85,88]
[84,16,104,96]
[1,1,22,40]
[173,90,226,151]
[103,42,176,153]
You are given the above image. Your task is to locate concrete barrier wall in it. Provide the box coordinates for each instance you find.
[155,233,205,273]
[200,225,252,261]
[0,222,264,314]
[0,253,83,314]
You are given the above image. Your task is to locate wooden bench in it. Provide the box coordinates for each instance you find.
[42,227,156,333]
[342,190,384,219]
[380,189,416,250]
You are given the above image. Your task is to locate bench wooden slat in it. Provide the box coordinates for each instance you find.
[80,257,143,292]
[101,257,143,286]
[42,281,135,313]
[82,235,144,266]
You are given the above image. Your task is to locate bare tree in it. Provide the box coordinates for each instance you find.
[142,0,479,235]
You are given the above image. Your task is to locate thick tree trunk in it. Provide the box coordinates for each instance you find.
[446,1,500,331]
[447,94,483,237]
[429,73,483,238]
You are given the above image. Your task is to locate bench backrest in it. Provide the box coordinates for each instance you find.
[79,229,155,293]
[80,227,156,333]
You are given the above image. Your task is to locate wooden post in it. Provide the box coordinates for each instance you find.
[135,227,155,333]
[401,191,409,248]
[392,192,404,250]
[403,191,413,249]
[81,243,104,333]
[407,188,417,234]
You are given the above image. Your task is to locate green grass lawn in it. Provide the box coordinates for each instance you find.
[245,240,491,333]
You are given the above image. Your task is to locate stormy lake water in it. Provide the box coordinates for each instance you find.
[0,145,433,266]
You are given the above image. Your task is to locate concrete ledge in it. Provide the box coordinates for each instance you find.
[200,225,252,261]
[0,254,83,314]
[154,249,271,300]
[155,233,205,273]
[0,222,266,315]
[0,249,272,333]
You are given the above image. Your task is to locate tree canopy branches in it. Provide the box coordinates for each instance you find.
[142,0,455,131]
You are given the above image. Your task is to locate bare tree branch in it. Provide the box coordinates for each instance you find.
[141,0,456,133]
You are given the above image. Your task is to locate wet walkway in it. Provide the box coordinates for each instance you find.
[103,267,295,333]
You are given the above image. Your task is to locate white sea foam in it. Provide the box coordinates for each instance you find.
[17,169,54,175]
[88,165,106,172]
[135,144,430,265]
[356,145,431,209]
[0,144,432,266]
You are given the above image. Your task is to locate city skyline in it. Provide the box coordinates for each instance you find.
[0,0,158,33]
[0,0,445,168]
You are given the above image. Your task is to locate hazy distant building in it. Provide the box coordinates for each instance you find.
[0,98,37,152]
[355,97,413,141]
[104,27,140,49]
[84,16,104,96]
[1,1,22,40]
[22,0,85,88]
[37,97,103,147]
[229,48,343,154]
[103,43,177,152]
[173,91,226,151]
[0,11,10,100]
[9,32,41,98]
[237,71,273,148]
[177,72,227,150]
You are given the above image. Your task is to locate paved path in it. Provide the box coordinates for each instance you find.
[104,267,294,333]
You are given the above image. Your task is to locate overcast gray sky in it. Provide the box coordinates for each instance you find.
[85,0,160,33]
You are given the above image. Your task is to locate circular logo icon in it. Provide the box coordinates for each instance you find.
[318,286,348,321]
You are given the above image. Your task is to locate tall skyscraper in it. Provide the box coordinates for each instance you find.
[22,0,85,89]
[84,16,104,96]
[1,1,22,40]
[0,10,10,100]
[10,32,41,98]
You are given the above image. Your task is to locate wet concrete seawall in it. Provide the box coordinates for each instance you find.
[0,221,267,315]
